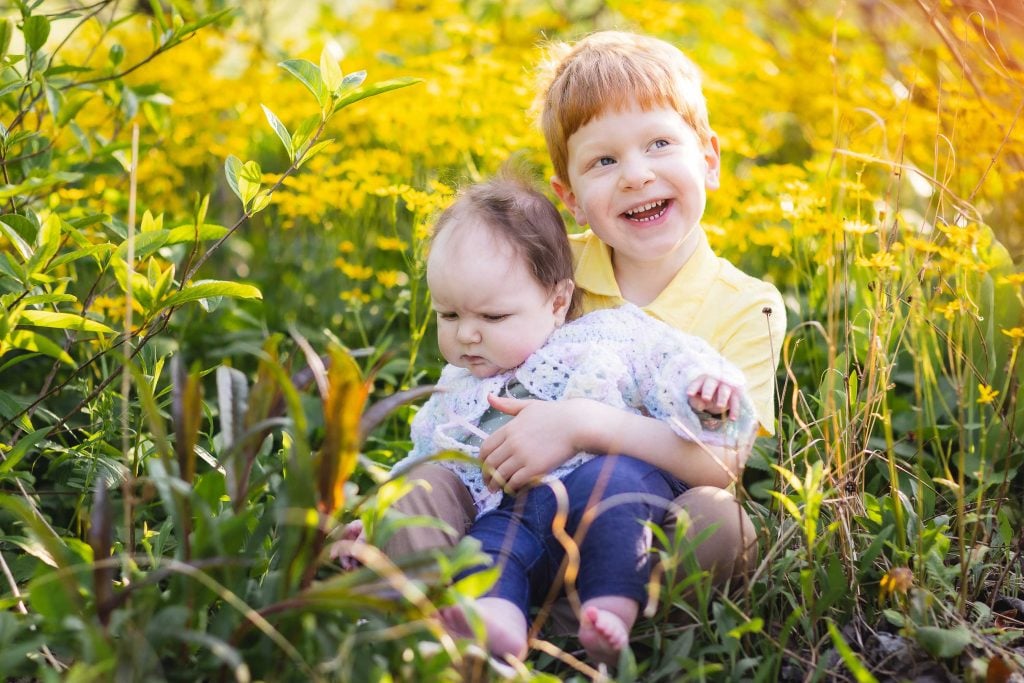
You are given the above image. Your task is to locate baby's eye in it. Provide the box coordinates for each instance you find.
[596,156,616,167]
[482,313,509,322]
[652,139,671,149]
[437,312,458,321]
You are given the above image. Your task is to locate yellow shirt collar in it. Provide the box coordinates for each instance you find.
[572,229,720,324]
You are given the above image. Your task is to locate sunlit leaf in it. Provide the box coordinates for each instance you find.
[316,347,368,516]
[279,58,329,109]
[19,310,115,334]
[331,77,420,114]
[161,280,261,308]
[224,154,243,201]
[261,104,293,159]
[319,45,343,93]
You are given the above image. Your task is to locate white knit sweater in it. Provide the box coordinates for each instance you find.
[392,304,757,515]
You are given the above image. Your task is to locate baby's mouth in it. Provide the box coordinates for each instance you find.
[623,199,669,222]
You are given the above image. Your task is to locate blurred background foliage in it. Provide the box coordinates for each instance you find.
[0,0,1022,680]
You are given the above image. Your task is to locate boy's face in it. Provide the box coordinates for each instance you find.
[552,103,720,279]
[427,221,573,379]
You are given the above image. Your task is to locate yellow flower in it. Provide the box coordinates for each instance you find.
[977,384,1000,405]
[844,219,877,235]
[879,567,914,599]
[857,251,900,272]
[375,236,408,251]
[336,260,374,280]
[998,272,1024,287]
[1001,327,1024,340]
[340,288,371,305]
[376,270,408,288]
[936,300,970,321]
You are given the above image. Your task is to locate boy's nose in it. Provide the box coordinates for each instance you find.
[618,159,655,190]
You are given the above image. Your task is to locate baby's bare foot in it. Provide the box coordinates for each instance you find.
[578,605,629,667]
[438,605,475,639]
[329,520,366,570]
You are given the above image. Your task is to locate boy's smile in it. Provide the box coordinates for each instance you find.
[552,104,720,301]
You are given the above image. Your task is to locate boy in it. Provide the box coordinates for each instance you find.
[387,28,785,642]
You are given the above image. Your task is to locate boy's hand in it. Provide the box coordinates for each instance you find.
[686,374,741,420]
[479,395,592,492]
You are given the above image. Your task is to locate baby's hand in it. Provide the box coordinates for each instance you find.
[686,374,741,421]
[329,519,367,570]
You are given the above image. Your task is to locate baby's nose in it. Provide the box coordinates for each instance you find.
[456,323,480,343]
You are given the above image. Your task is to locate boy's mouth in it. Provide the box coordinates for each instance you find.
[623,199,669,222]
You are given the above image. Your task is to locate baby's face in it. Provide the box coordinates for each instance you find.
[427,222,569,378]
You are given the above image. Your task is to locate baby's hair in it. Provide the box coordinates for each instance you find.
[534,30,712,188]
[432,164,579,319]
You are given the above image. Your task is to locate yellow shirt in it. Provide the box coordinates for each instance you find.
[570,229,786,435]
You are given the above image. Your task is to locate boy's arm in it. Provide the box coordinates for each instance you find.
[479,396,745,491]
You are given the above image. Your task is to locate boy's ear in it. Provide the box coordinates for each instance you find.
[704,133,722,191]
[552,278,575,323]
[551,176,587,225]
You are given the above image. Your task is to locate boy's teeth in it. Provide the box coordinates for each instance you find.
[625,200,667,221]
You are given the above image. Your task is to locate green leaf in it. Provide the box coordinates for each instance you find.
[19,294,76,306]
[331,77,420,114]
[19,310,115,334]
[0,252,26,283]
[319,45,344,92]
[339,70,366,91]
[290,114,320,157]
[140,210,163,233]
[161,280,262,308]
[249,190,272,214]
[166,223,229,244]
[915,625,972,659]
[116,229,169,260]
[224,155,243,202]
[827,621,878,683]
[261,104,293,159]
[296,139,334,168]
[25,214,62,275]
[726,617,764,640]
[50,243,115,269]
[0,172,84,201]
[279,59,329,109]
[0,429,49,474]
[0,216,32,261]
[451,565,499,598]
[56,91,94,127]
[238,160,262,208]
[22,15,50,52]
[108,43,124,67]
[9,330,75,366]
[0,18,12,61]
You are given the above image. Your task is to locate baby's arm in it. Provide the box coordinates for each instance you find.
[481,396,745,489]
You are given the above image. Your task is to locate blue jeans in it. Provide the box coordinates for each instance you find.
[464,455,686,620]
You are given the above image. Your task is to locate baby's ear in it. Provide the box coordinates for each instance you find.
[552,278,575,323]
[551,176,586,225]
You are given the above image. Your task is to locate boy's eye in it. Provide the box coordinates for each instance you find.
[437,312,458,321]
[597,156,616,167]
[652,139,671,149]
[482,314,509,322]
